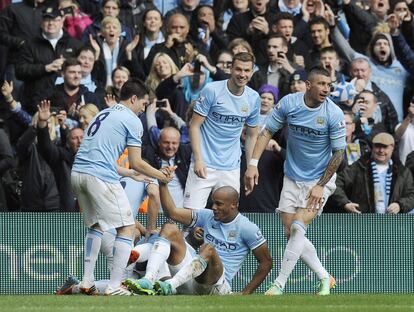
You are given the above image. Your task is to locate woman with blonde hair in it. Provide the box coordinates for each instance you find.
[89,16,143,87]
[145,52,179,98]
[78,104,100,130]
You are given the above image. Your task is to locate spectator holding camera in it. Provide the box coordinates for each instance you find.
[250,34,296,98]
[352,90,388,143]
[58,0,93,40]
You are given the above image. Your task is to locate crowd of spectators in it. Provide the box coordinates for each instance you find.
[0,0,414,214]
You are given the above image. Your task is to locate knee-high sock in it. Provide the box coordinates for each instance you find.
[168,255,207,290]
[82,228,103,286]
[108,235,133,289]
[100,230,116,271]
[300,238,329,280]
[144,237,171,283]
[275,221,307,289]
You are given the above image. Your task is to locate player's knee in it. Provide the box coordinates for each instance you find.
[199,243,217,261]
[159,223,181,241]
[147,184,160,199]
[284,226,291,239]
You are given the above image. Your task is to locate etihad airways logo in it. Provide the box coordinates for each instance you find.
[289,124,328,137]
[211,111,247,124]
[205,233,237,250]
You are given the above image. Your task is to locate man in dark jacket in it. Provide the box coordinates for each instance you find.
[331,132,414,214]
[143,126,191,208]
[0,0,54,95]
[37,101,84,212]
[15,7,82,115]
[226,0,277,66]
[46,58,103,113]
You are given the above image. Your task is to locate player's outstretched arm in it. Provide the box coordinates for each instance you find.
[128,146,173,183]
[189,113,207,178]
[241,243,272,294]
[159,183,193,226]
[244,128,273,195]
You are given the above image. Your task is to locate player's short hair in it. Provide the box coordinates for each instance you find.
[62,58,81,72]
[232,51,255,65]
[307,66,331,80]
[120,79,149,100]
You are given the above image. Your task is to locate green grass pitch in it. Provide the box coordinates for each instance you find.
[1,295,414,312]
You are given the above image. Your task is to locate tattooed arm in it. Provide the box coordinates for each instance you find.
[317,149,345,186]
[306,149,345,210]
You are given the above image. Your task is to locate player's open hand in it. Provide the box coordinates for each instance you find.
[244,166,259,196]
[194,160,207,179]
[306,184,324,211]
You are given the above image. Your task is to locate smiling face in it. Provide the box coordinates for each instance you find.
[154,55,173,79]
[372,143,394,164]
[41,16,64,38]
[144,9,163,33]
[158,128,180,159]
[77,50,95,76]
[112,68,129,90]
[310,23,330,47]
[211,189,238,222]
[230,59,253,89]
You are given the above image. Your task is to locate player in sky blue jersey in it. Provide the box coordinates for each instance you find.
[245,67,346,296]
[185,52,260,209]
[71,80,175,296]
[124,182,272,295]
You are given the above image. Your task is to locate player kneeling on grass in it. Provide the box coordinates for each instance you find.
[124,182,272,295]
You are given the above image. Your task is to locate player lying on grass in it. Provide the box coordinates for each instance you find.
[124,183,272,295]
[54,226,204,295]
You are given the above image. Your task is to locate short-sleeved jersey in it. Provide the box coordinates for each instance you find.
[265,92,346,182]
[193,80,260,170]
[189,209,266,284]
[73,104,143,183]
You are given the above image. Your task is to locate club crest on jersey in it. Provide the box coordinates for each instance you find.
[316,117,326,127]
[241,104,249,113]
[228,231,237,241]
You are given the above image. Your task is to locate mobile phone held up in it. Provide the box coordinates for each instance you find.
[156,99,167,108]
